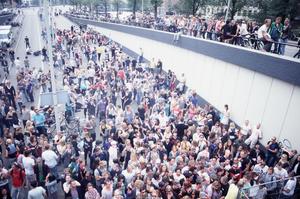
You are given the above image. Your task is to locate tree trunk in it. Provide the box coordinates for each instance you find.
[230,0,237,20]
[154,3,158,19]
[116,2,119,19]
[192,0,196,16]
[105,1,108,17]
[133,0,137,19]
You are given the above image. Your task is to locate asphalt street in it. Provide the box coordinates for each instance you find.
[1,7,49,108]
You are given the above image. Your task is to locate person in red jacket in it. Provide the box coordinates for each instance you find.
[10,162,25,199]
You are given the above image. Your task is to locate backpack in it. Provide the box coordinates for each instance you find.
[270,23,282,39]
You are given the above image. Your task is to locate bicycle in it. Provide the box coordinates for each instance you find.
[278,138,293,158]
[241,34,264,50]
[47,113,81,142]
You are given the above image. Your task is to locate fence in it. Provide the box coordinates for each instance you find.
[238,175,300,199]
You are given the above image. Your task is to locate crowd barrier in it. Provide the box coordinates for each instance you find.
[238,175,300,199]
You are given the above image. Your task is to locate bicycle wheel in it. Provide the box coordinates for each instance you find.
[66,118,80,132]
[257,41,264,50]
[282,139,292,149]
[243,40,251,48]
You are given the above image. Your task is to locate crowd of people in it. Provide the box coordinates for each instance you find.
[68,11,296,56]
[0,11,299,199]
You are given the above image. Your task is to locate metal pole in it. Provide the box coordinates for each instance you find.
[43,0,60,132]
[225,0,231,22]
[142,0,144,15]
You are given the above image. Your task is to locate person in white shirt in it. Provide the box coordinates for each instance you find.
[274,162,288,180]
[14,57,21,70]
[221,104,230,128]
[257,19,273,52]
[239,21,248,36]
[42,144,58,177]
[173,169,185,183]
[281,172,297,197]
[253,159,269,175]
[30,106,36,121]
[158,111,168,129]
[241,120,251,140]
[245,123,262,148]
[121,165,136,185]
[22,150,36,186]
[28,181,47,199]
[108,140,118,169]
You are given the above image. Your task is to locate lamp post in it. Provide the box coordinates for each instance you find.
[43,0,60,132]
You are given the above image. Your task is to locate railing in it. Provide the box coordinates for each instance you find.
[65,13,300,58]
[238,175,300,199]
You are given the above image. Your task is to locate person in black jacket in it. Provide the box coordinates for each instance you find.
[4,81,16,110]
[290,155,300,176]
[176,118,188,141]
[34,157,49,187]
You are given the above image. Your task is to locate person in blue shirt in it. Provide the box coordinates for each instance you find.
[32,109,46,137]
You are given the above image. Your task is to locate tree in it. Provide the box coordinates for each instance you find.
[127,0,137,18]
[112,0,125,18]
[227,0,247,20]
[207,0,247,20]
[250,0,300,23]
[69,0,82,10]
[102,0,110,17]
[150,0,163,19]
[0,0,6,9]
[174,0,208,16]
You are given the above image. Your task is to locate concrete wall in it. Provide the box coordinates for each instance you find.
[67,16,300,150]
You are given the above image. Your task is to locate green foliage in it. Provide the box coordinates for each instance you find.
[112,0,125,10]
[251,0,299,23]
[150,0,163,18]
[174,0,208,16]
[150,0,163,6]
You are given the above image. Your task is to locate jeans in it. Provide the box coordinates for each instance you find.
[266,153,277,167]
[279,38,288,55]
[207,32,212,40]
[11,186,22,199]
[49,166,58,178]
[272,38,279,53]
[0,124,3,138]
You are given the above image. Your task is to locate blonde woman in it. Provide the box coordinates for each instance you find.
[57,140,67,160]
[128,151,139,171]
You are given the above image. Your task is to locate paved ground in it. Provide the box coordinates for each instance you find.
[0,7,49,107]
[1,5,298,198]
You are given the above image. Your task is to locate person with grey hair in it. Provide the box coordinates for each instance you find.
[257,18,273,52]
